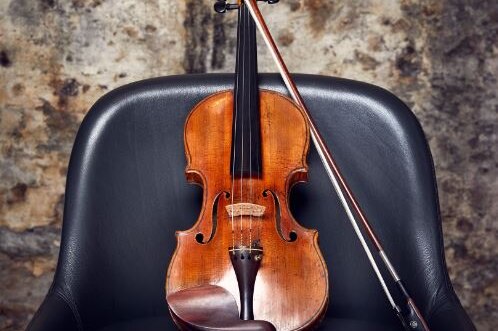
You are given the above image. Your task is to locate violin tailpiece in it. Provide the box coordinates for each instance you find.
[229,246,263,320]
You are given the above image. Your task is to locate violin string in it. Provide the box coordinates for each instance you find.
[230,128,236,247]
[231,96,237,251]
[254,15,261,250]
[239,4,247,249]
[231,5,244,251]
[253,12,262,247]
[248,4,254,252]
[257,116,261,246]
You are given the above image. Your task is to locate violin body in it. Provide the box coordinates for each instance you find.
[166,90,328,330]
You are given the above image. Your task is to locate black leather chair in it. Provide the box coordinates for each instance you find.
[26,74,475,331]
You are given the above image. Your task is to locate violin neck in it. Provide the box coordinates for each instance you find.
[231,4,262,178]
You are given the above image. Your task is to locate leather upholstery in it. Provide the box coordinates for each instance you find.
[26,74,475,331]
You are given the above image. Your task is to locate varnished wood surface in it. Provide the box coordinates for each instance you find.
[168,285,276,331]
[166,90,329,331]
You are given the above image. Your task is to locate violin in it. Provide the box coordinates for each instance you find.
[166,1,431,330]
[165,1,328,330]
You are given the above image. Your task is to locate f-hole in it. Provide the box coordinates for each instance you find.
[263,189,297,242]
[196,191,230,244]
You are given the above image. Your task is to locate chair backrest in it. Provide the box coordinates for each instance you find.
[53,74,456,329]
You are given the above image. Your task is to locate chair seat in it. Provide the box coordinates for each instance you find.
[96,316,401,331]
[316,317,401,331]
[98,285,399,331]
[25,74,475,331]
[97,317,171,331]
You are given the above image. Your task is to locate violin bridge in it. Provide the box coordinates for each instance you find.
[226,203,266,217]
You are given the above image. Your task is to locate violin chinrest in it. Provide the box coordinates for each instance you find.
[167,285,276,331]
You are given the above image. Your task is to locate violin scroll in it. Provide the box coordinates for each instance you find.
[214,0,239,13]
[214,0,279,14]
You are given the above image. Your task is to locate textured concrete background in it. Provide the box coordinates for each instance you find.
[0,0,496,330]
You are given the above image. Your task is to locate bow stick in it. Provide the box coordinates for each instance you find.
[241,0,431,330]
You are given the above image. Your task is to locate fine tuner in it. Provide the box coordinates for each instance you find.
[214,0,279,14]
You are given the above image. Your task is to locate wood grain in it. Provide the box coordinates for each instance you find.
[166,90,329,331]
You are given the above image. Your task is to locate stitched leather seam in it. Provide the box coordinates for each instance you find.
[416,118,450,322]
[55,286,84,331]
[414,115,473,327]
[389,94,473,327]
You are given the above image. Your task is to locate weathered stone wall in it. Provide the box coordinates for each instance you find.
[0,0,496,330]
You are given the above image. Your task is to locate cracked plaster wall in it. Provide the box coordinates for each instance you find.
[0,0,496,330]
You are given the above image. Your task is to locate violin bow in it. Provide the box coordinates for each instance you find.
[242,0,431,330]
